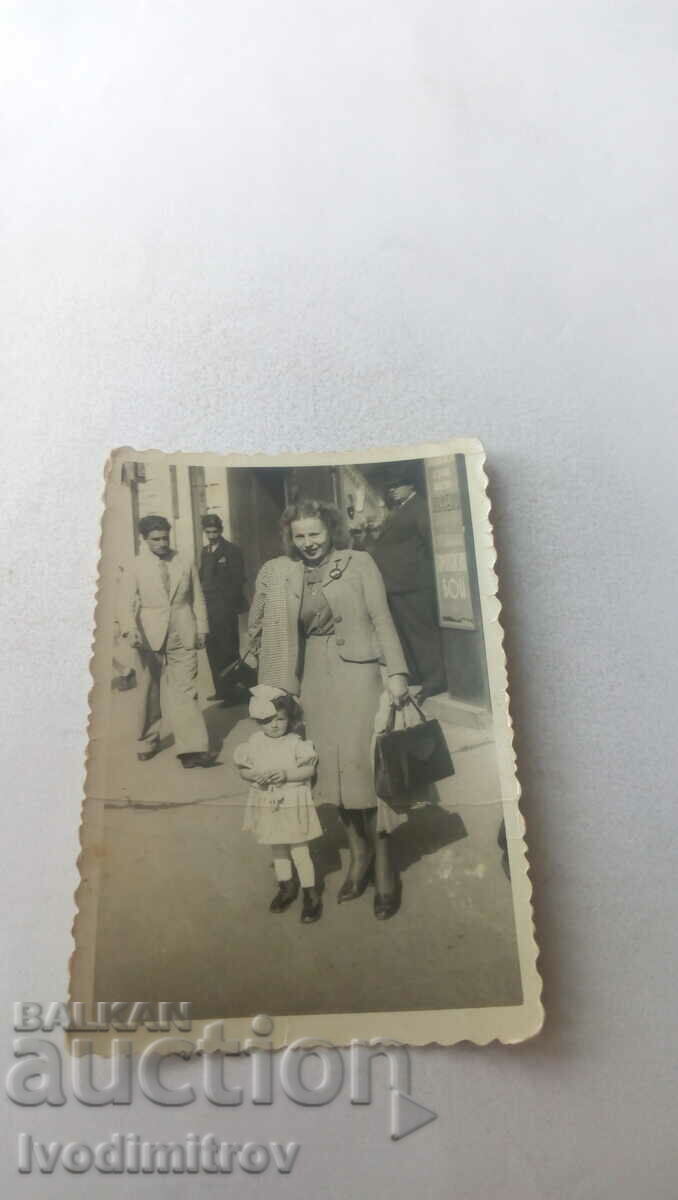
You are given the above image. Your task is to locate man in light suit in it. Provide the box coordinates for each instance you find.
[121,515,213,768]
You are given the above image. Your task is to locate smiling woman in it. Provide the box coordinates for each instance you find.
[280,497,349,560]
[289,516,331,562]
[249,498,411,919]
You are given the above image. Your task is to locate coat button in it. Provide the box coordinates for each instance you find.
[335,637,345,646]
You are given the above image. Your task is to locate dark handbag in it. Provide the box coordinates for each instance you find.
[218,636,258,690]
[374,697,454,809]
[219,655,258,689]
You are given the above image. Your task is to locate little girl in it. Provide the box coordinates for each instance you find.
[234,685,323,923]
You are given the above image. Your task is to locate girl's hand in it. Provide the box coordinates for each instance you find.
[266,770,287,785]
[238,767,261,783]
[387,674,410,708]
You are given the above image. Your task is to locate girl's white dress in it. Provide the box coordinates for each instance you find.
[234,731,322,846]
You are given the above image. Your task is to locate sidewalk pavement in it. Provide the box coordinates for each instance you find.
[90,662,522,1017]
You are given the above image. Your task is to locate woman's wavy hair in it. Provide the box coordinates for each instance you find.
[280,498,350,559]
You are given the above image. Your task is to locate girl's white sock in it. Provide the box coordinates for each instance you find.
[272,847,293,882]
[291,844,315,888]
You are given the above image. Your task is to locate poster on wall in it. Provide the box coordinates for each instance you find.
[425,454,475,628]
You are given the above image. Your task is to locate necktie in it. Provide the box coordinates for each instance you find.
[159,558,171,597]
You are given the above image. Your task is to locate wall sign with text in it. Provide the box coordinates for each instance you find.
[425,455,475,629]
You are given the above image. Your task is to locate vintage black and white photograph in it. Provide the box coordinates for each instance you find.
[74,440,541,1045]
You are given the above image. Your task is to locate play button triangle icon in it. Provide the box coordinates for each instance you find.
[390,1089,438,1140]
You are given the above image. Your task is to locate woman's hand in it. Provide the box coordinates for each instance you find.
[387,674,410,708]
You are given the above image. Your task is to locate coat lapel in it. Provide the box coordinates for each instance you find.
[202,541,216,584]
[140,545,170,602]
[167,551,183,603]
[288,559,304,603]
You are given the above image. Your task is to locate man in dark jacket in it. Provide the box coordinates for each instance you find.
[370,465,447,700]
[199,515,247,705]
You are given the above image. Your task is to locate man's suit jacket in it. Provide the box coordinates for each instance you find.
[370,492,435,594]
[122,548,209,652]
[199,536,247,622]
[248,549,408,695]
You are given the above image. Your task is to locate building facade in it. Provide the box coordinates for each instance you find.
[118,456,491,721]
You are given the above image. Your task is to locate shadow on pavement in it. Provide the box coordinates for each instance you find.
[309,801,468,889]
[391,806,467,873]
[203,699,250,759]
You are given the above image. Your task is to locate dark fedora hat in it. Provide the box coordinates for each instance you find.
[383,460,421,488]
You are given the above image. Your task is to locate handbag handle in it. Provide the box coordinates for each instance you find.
[404,694,427,722]
[384,692,426,730]
[220,634,258,679]
[384,703,398,733]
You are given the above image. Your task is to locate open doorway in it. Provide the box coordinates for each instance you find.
[226,465,340,590]
[227,468,288,591]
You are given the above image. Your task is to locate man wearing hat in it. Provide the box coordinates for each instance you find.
[370,463,447,700]
[198,514,248,705]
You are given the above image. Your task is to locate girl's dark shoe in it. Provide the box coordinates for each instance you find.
[269,879,299,913]
[337,856,374,903]
[300,887,322,923]
[374,887,400,920]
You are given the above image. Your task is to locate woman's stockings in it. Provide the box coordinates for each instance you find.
[339,808,395,895]
[339,809,372,883]
[364,808,395,895]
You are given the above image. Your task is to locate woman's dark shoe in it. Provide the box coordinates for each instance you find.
[196,751,217,768]
[337,857,374,903]
[374,887,400,920]
[300,887,322,923]
[269,879,299,913]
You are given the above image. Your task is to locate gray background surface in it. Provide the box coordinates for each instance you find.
[2,2,677,1197]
